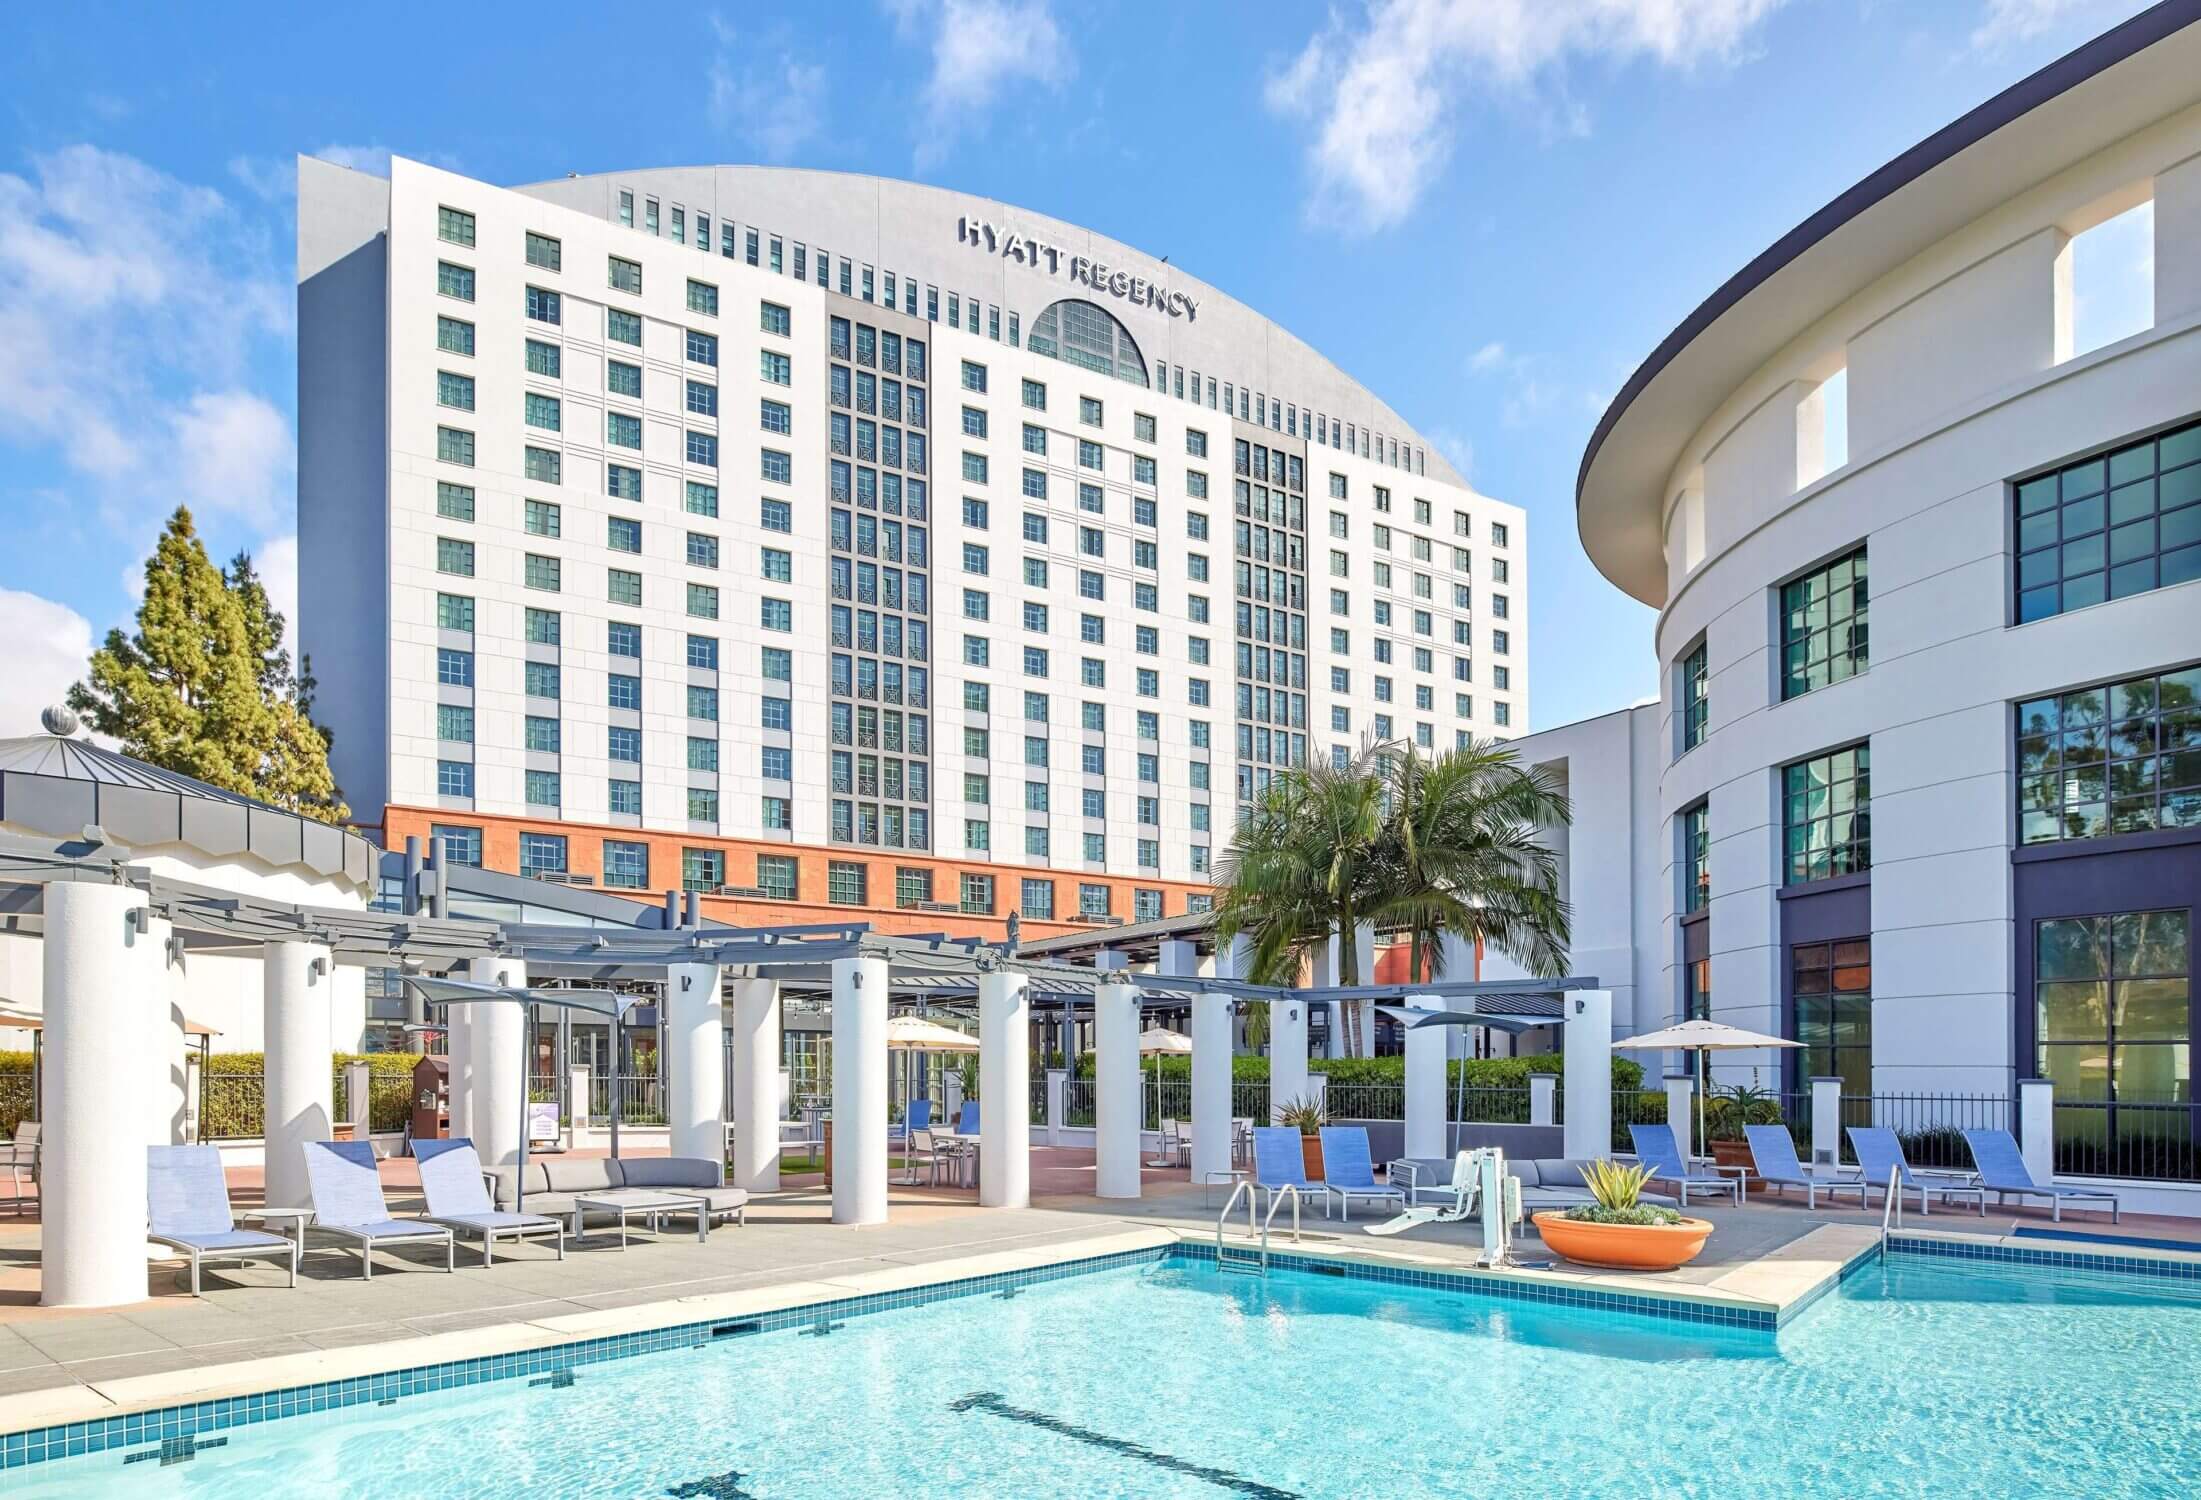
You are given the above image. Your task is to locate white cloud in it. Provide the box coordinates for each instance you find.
[1968,0,2106,51]
[886,0,1070,166]
[256,533,299,641]
[707,15,828,162]
[1266,0,1786,231]
[0,145,290,538]
[1468,340,1508,372]
[0,589,95,739]
[1425,426,1477,483]
[309,143,397,178]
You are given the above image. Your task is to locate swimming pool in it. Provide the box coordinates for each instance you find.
[11,1243,2200,1497]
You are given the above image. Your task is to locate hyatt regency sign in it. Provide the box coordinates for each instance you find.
[956,217,1199,322]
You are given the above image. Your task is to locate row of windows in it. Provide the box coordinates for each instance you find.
[436,485,789,538]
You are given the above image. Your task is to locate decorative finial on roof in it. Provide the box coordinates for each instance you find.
[40,704,80,738]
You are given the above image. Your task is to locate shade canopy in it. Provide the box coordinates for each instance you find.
[1615,1019,1800,1052]
[885,1015,981,1052]
[1137,1027,1193,1055]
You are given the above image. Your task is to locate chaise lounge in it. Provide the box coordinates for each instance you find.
[147,1144,298,1295]
[304,1139,455,1277]
[1961,1128,2119,1223]
[413,1138,567,1264]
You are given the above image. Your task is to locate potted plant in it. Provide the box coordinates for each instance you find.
[1532,1160,1714,1272]
[1703,1083,1781,1177]
[1276,1094,1326,1179]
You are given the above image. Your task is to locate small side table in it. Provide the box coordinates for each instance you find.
[571,1191,687,1250]
[246,1207,316,1246]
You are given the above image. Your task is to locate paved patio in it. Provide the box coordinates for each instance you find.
[3,1144,2195,1438]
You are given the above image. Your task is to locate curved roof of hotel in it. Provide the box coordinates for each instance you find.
[1575,3,2201,607]
[513,164,1465,487]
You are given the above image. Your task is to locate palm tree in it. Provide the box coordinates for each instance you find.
[1211,743,1389,1054]
[1374,741,1572,985]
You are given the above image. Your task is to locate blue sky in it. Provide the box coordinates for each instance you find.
[0,0,2161,742]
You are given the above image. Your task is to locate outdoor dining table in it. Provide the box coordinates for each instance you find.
[939,1132,981,1187]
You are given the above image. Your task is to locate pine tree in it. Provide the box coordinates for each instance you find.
[68,507,350,823]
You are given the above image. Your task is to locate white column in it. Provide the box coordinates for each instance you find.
[1190,994,1233,1184]
[666,961,723,1163]
[1809,1075,1843,1168]
[1270,996,1310,1123]
[343,1061,371,1135]
[466,955,525,1172]
[1093,980,1143,1198]
[143,914,189,1147]
[728,978,781,1191]
[264,939,335,1209]
[1156,939,1198,977]
[1665,1073,1696,1152]
[831,956,888,1225]
[1403,999,1447,1158]
[42,882,152,1308]
[979,970,1031,1208]
[1529,1073,1558,1127]
[1562,989,1613,1162]
[2019,1078,2056,1187]
[1045,1068,1066,1146]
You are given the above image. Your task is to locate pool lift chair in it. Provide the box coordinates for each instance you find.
[1363,1147,1521,1268]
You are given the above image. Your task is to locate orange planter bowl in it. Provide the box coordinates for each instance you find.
[1531,1212,1714,1271]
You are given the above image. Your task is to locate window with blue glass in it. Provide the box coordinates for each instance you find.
[609,674,641,710]
[608,621,641,658]
[608,726,641,763]
[519,832,567,877]
[437,648,473,687]
[608,781,642,817]
[2015,416,2201,622]
[762,746,793,780]
[602,839,648,888]
[436,760,473,798]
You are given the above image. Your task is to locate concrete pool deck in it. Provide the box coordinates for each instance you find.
[3,1147,2194,1440]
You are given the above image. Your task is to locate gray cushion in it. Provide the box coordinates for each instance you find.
[542,1157,625,1194]
[617,1156,721,1190]
[1507,1160,1542,1189]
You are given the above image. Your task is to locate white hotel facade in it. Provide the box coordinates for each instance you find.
[1485,6,2201,1171]
[298,159,1525,939]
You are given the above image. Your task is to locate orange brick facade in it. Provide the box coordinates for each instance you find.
[382,805,1214,944]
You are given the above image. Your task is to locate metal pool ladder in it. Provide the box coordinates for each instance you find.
[1879,1165,1903,1245]
[1214,1181,1302,1276]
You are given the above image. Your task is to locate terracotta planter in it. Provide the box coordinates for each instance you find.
[1709,1138,1760,1183]
[1532,1211,1713,1271]
[1300,1134,1324,1181]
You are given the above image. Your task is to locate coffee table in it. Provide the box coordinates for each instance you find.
[570,1190,690,1249]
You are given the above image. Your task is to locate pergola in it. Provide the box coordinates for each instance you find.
[2,827,1616,1308]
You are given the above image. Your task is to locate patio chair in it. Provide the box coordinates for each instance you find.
[1149,1118,1193,1168]
[1961,1129,2119,1223]
[411,1137,566,1265]
[1231,1117,1254,1168]
[890,1098,933,1150]
[1629,1123,1743,1207]
[303,1140,455,1277]
[1742,1125,1866,1210]
[1249,1126,1319,1231]
[5,1121,37,1216]
[957,1101,980,1137]
[1317,1127,1405,1223]
[906,1128,952,1187]
[147,1144,298,1295]
[1846,1128,1986,1217]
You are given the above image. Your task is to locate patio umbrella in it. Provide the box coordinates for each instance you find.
[1615,1019,1802,1156]
[885,1015,978,1138]
[1138,1027,1192,1120]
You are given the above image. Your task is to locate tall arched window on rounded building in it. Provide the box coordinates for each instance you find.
[1028,299,1148,387]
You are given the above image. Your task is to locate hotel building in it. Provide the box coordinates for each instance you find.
[298,160,1526,941]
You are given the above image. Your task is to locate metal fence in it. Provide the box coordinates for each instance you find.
[2051,1099,2199,1182]
[198,1071,265,1140]
[586,1074,667,1126]
[1846,1092,2013,1171]
[1029,1075,1047,1125]
[1062,1078,1095,1127]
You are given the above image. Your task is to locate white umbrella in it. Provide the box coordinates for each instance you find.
[1139,1027,1192,1123]
[886,1015,978,1139]
[1615,1019,1801,1156]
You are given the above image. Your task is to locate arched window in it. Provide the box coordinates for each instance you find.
[1027,299,1148,387]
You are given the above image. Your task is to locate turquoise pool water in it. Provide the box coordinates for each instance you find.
[15,1249,2201,1497]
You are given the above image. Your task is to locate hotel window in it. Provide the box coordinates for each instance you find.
[603,841,648,889]
[685,279,719,317]
[1022,378,1047,410]
[1779,546,1867,699]
[523,391,558,430]
[435,537,474,576]
[827,862,868,905]
[762,797,792,832]
[757,856,798,901]
[524,771,561,808]
[525,661,561,700]
[605,308,639,344]
[1679,641,1709,753]
[962,361,988,394]
[2018,664,2201,843]
[607,569,641,607]
[1792,939,1872,1099]
[1783,744,1870,885]
[524,554,561,591]
[607,464,642,501]
[690,684,721,719]
[1021,878,1054,919]
[2017,417,2201,622]
[437,261,475,301]
[683,849,726,893]
[1682,802,1709,914]
[523,338,560,378]
[2037,908,2190,1123]
[690,787,721,823]
[524,231,560,271]
[617,191,633,227]
[693,635,723,671]
[606,360,641,398]
[437,482,475,522]
[608,673,641,711]
[526,286,560,324]
[760,301,792,337]
[518,833,566,877]
[435,427,474,467]
[686,431,719,467]
[524,716,559,753]
[608,255,642,295]
[436,703,473,743]
[436,206,475,247]
[960,873,994,915]
[524,499,561,537]
[438,317,474,357]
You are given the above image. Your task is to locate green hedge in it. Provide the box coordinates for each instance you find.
[199,1052,421,1138]
[1071,1052,1643,1090]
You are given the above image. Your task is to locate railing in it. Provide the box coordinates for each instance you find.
[586,1074,668,1126]
[367,1074,411,1134]
[1029,1075,1047,1125]
[1848,1092,2013,1171]
[199,1071,265,1140]
[1063,1078,1095,1128]
[2050,1099,2200,1182]
[331,1069,350,1124]
[1611,1088,1667,1152]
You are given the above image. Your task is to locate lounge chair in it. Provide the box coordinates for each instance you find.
[412,1138,566,1264]
[1317,1127,1405,1222]
[1846,1127,1986,1216]
[1961,1129,2119,1223]
[957,1101,980,1136]
[303,1140,454,1277]
[5,1121,37,1216]
[1630,1123,1743,1207]
[1742,1125,1866,1209]
[1249,1126,1318,1233]
[147,1144,298,1295]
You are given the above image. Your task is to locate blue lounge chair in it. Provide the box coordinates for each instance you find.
[1742,1125,1865,1209]
[147,1145,297,1295]
[1250,1126,1319,1234]
[304,1140,454,1277]
[958,1101,980,1136]
[1847,1127,1986,1216]
[1317,1127,1406,1223]
[412,1138,566,1265]
[890,1098,932,1151]
[1630,1123,1742,1206]
[1961,1129,2119,1223]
